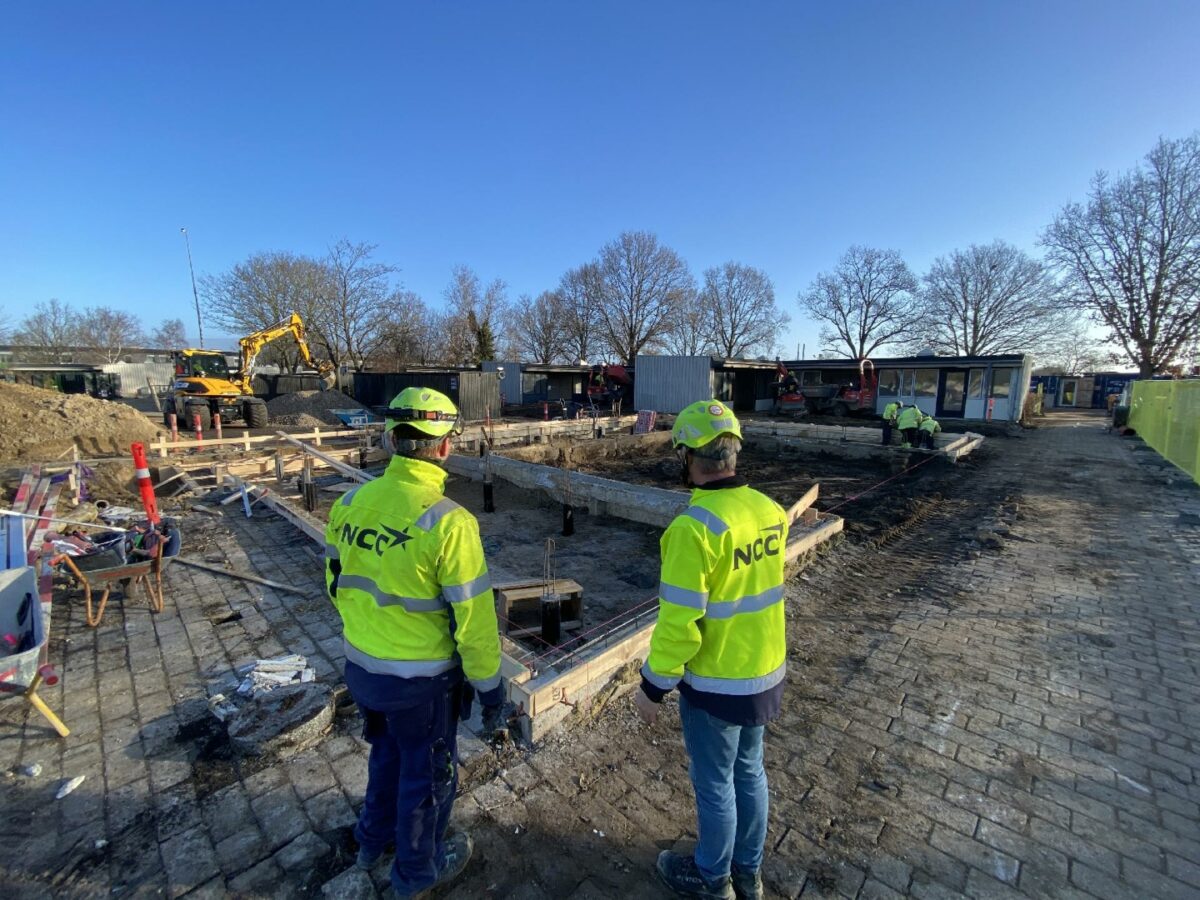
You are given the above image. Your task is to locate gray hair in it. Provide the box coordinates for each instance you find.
[692,435,740,475]
[383,428,446,461]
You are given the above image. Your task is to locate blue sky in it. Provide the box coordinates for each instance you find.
[2,1,1197,354]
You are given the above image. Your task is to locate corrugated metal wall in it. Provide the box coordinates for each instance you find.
[482,361,523,404]
[102,361,177,397]
[352,372,501,421]
[634,356,714,414]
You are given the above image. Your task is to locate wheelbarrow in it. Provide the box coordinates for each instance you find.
[0,565,68,737]
[53,539,165,628]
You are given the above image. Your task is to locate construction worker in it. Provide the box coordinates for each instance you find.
[918,413,942,450]
[881,400,902,446]
[896,403,922,448]
[635,400,788,900]
[325,387,502,899]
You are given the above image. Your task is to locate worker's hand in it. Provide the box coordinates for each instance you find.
[480,704,503,737]
[634,688,660,726]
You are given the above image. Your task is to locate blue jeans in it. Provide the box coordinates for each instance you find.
[349,673,460,895]
[679,693,769,882]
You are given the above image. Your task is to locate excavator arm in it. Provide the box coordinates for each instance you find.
[235,312,335,392]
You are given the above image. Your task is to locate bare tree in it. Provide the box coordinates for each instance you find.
[374,291,441,367]
[442,265,508,364]
[0,308,11,344]
[315,240,400,382]
[14,299,80,363]
[596,231,693,365]
[703,262,785,358]
[1037,323,1114,374]
[75,307,146,363]
[557,263,605,363]
[800,246,919,358]
[199,251,329,371]
[1042,134,1200,377]
[661,290,713,356]
[151,318,188,349]
[508,292,567,363]
[917,241,1063,356]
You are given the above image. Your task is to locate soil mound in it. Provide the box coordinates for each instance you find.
[0,382,161,462]
[266,390,366,427]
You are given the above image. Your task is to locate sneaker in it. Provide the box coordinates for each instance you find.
[356,845,383,870]
[655,851,735,900]
[393,831,474,900]
[731,865,763,900]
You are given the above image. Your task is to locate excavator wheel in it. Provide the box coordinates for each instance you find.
[832,401,850,418]
[242,399,269,429]
[185,401,212,431]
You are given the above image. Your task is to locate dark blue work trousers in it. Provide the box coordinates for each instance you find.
[345,662,461,896]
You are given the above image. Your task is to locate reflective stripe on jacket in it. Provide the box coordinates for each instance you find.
[325,455,501,694]
[896,406,922,430]
[642,484,788,697]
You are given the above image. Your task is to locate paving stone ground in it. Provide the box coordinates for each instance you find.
[1,410,1197,899]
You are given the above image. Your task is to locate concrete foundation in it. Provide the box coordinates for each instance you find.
[743,422,984,461]
[219,426,846,744]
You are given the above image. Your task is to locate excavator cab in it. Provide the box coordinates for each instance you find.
[176,351,231,380]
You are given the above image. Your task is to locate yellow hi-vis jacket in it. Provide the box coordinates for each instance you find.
[883,401,902,422]
[919,416,941,434]
[896,405,922,430]
[325,455,501,695]
[642,484,789,698]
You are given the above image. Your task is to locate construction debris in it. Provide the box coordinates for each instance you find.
[55,775,85,799]
[226,683,335,757]
[236,654,316,697]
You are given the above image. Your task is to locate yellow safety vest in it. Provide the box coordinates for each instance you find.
[896,406,922,430]
[325,455,501,693]
[919,416,940,434]
[883,402,902,422]
[643,485,788,697]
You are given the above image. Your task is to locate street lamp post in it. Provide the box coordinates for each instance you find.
[180,227,204,348]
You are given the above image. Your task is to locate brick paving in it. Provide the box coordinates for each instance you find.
[1,411,1197,898]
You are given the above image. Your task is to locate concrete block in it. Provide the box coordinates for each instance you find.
[321,865,379,900]
[227,683,335,757]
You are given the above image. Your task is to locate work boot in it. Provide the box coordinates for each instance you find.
[393,831,474,900]
[356,845,382,870]
[656,851,735,899]
[731,864,763,900]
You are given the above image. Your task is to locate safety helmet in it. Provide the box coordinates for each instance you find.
[385,387,461,438]
[671,400,742,452]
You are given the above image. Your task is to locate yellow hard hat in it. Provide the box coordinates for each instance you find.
[671,400,742,451]
[385,387,460,438]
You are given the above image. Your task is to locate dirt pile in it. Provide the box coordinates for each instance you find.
[266,390,367,427]
[0,382,161,462]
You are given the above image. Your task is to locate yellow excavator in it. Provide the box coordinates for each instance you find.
[167,312,335,430]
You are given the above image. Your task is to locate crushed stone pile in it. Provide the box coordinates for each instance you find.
[0,382,161,463]
[266,390,367,427]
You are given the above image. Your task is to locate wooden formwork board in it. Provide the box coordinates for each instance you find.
[785,512,843,561]
[151,426,370,457]
[509,619,656,741]
[945,436,985,462]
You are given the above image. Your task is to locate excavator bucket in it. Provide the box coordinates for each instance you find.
[319,369,337,390]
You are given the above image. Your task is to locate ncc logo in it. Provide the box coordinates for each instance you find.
[733,524,784,570]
